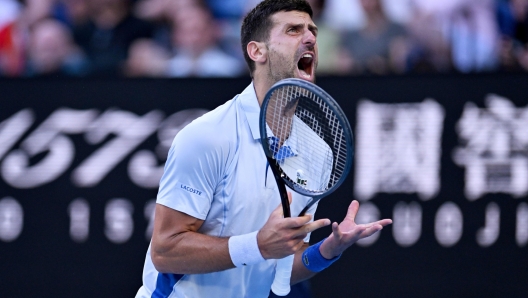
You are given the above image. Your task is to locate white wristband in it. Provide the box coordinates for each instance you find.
[228,231,265,267]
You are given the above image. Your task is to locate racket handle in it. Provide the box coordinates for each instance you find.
[271,254,294,296]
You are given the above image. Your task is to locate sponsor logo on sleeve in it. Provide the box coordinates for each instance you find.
[180,184,203,196]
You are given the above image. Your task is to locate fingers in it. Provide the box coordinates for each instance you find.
[320,201,393,252]
[304,218,331,234]
[355,219,391,237]
[344,200,360,222]
[331,221,383,242]
[331,222,341,239]
[267,192,332,243]
[378,218,393,226]
[360,219,392,231]
[360,224,384,238]
[285,218,330,243]
[282,216,330,240]
[261,193,333,258]
[281,214,312,228]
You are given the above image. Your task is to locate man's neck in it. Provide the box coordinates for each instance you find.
[252,70,274,107]
[252,82,266,107]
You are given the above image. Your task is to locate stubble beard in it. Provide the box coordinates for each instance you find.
[266,46,317,86]
[267,48,296,85]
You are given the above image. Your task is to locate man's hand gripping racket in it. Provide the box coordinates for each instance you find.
[259,78,354,296]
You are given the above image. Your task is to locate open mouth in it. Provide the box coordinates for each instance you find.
[297,53,314,80]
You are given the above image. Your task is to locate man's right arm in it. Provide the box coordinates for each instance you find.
[150,200,331,275]
[151,204,234,274]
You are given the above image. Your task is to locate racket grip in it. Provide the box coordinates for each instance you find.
[271,254,294,296]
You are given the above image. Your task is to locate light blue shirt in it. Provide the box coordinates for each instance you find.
[268,116,334,193]
[136,83,318,298]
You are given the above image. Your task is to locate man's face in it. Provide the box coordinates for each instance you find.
[265,10,318,84]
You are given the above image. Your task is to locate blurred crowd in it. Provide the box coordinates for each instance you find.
[0,0,527,78]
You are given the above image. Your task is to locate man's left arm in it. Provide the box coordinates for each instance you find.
[291,200,392,284]
[291,243,317,284]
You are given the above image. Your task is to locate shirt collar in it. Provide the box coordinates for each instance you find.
[238,82,299,159]
[239,82,262,141]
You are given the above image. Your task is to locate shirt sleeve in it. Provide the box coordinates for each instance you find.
[156,121,226,220]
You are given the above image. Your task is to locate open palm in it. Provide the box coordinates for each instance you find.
[320,200,392,259]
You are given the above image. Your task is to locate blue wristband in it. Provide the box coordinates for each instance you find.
[302,239,341,272]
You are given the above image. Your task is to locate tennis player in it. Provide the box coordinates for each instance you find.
[136,1,392,297]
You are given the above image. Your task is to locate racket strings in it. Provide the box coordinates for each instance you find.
[266,85,349,193]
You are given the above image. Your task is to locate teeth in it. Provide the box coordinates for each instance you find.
[298,53,313,80]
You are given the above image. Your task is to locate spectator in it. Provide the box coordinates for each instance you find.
[381,0,413,25]
[497,0,528,71]
[406,0,500,74]
[26,18,87,77]
[203,0,249,64]
[72,0,155,76]
[0,0,526,77]
[497,0,528,43]
[0,0,24,76]
[405,0,453,73]
[132,0,173,50]
[54,0,91,27]
[165,2,245,77]
[124,38,170,77]
[447,0,500,73]
[22,0,56,26]
[205,0,246,20]
[133,0,176,25]
[15,0,90,29]
[340,0,410,75]
[320,0,366,31]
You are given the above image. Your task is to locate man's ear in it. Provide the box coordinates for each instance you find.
[247,41,267,64]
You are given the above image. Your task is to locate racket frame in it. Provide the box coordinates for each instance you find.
[259,78,354,217]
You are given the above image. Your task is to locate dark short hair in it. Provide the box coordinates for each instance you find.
[241,0,313,76]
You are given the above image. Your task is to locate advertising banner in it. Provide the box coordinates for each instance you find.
[1,75,527,297]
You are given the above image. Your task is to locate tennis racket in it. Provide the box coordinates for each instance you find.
[259,78,354,296]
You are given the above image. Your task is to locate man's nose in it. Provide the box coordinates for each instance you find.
[303,30,316,45]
